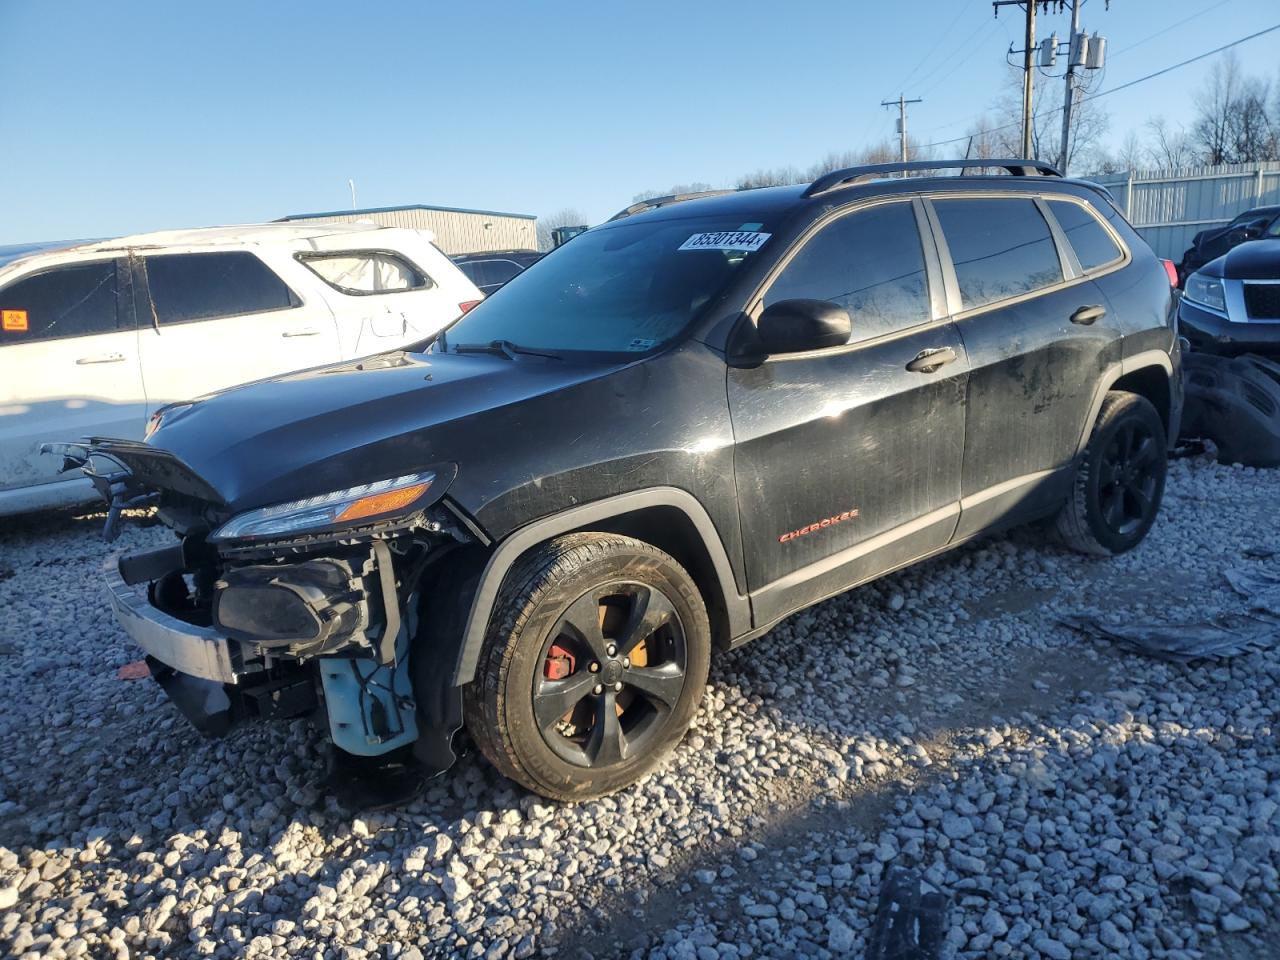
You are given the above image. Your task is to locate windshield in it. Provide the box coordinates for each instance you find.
[439,215,771,355]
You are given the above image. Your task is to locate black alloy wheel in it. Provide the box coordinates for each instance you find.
[1096,420,1162,537]
[464,533,710,801]
[1055,390,1168,556]
[533,582,688,768]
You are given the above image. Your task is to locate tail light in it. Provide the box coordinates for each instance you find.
[1161,259,1178,287]
[458,299,482,315]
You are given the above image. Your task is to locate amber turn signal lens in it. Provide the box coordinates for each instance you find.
[335,482,431,523]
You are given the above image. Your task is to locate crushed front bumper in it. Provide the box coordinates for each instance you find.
[104,559,243,685]
[105,559,317,735]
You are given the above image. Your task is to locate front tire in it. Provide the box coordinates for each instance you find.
[464,533,710,801]
[1055,391,1167,556]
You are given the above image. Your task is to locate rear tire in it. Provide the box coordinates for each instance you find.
[1055,391,1167,556]
[464,533,710,801]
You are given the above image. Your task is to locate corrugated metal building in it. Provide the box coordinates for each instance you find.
[278,204,538,256]
[1091,161,1280,260]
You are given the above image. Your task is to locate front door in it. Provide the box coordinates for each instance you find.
[0,258,147,490]
[728,199,969,626]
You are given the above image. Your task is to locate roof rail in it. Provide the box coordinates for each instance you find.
[803,159,1063,199]
[607,189,734,222]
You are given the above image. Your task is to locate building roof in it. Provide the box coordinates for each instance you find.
[279,203,538,222]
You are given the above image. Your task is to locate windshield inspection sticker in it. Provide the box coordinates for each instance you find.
[678,231,771,253]
[627,338,656,351]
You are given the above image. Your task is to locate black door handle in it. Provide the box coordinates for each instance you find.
[1070,304,1107,325]
[906,346,958,373]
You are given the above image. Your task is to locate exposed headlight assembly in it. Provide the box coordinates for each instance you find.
[1183,272,1227,315]
[211,471,438,543]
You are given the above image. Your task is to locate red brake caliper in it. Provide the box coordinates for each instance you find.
[543,644,577,681]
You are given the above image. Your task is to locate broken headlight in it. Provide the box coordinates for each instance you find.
[210,472,437,544]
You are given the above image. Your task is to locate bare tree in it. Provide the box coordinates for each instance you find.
[1115,130,1150,172]
[1147,116,1195,169]
[1230,76,1278,162]
[1193,53,1242,164]
[734,166,805,189]
[990,66,1108,170]
[963,116,1003,161]
[1191,54,1279,163]
[536,207,587,252]
[630,183,714,203]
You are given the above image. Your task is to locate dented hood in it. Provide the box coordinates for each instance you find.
[133,350,610,513]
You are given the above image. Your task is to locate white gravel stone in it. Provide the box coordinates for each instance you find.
[2,458,1279,958]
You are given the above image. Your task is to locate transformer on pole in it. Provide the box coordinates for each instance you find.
[881,94,923,169]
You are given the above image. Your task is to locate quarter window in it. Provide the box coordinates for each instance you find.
[1046,199,1122,272]
[301,251,431,295]
[933,198,1063,311]
[143,252,298,324]
[764,202,930,345]
[0,261,118,344]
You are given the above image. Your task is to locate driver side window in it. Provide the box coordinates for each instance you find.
[764,202,930,345]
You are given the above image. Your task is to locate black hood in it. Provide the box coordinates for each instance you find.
[1200,239,1280,280]
[143,351,611,512]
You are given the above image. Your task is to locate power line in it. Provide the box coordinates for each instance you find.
[1110,0,1231,56]
[912,16,1003,96]
[891,2,971,96]
[915,21,1280,150]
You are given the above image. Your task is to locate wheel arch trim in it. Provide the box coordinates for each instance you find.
[1074,349,1176,457]
[449,487,749,686]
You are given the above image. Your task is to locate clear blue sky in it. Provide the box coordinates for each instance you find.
[2,0,1277,243]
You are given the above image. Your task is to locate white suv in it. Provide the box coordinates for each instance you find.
[0,222,483,516]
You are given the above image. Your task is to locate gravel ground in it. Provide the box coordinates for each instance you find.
[1,453,1278,960]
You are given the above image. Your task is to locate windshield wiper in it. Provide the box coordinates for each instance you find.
[452,339,562,360]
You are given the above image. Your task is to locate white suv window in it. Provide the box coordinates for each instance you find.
[301,251,432,295]
[0,261,119,344]
[144,251,299,324]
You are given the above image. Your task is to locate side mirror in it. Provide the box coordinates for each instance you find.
[756,299,851,355]
[1242,218,1268,239]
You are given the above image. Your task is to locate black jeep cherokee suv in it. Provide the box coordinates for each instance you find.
[59,159,1182,802]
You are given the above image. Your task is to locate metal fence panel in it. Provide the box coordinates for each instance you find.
[1091,162,1280,260]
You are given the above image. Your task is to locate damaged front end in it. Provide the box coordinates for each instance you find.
[52,439,476,799]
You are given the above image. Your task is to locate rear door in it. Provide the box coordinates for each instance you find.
[728,198,968,625]
[0,258,146,490]
[134,249,341,408]
[298,230,482,358]
[926,193,1127,538]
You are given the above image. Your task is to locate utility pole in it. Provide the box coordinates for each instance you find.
[994,0,1039,158]
[1058,0,1083,171]
[881,94,923,166]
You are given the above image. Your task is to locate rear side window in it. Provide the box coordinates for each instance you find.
[1046,199,1123,271]
[933,198,1063,311]
[478,260,522,286]
[300,251,431,295]
[143,252,298,324]
[764,201,930,345]
[0,261,118,345]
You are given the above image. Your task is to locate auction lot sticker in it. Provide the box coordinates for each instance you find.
[2,309,28,332]
[678,231,771,252]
